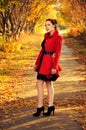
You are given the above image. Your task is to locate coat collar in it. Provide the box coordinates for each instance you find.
[45,30,59,39]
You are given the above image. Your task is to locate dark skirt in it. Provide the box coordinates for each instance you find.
[37,73,59,81]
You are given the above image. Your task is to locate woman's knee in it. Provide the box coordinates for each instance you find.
[46,81,52,87]
[36,80,44,87]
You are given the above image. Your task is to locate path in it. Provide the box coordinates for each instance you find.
[0,35,86,130]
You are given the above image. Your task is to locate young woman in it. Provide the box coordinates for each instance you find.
[33,18,62,117]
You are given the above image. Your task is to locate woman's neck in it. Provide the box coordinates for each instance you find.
[50,30,55,36]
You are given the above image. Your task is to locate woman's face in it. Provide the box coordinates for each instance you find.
[45,21,55,33]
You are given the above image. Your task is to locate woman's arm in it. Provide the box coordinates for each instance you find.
[35,48,43,71]
[53,35,62,69]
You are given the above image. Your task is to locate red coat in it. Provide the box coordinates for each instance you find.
[35,30,62,76]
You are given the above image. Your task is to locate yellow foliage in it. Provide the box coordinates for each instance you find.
[69,26,84,37]
[28,0,49,22]
[0,75,9,84]
[3,41,21,52]
[34,4,57,33]
[55,0,86,32]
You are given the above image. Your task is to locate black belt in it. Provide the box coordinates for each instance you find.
[44,51,54,55]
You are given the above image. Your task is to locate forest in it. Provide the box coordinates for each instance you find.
[0,0,86,130]
[0,0,86,40]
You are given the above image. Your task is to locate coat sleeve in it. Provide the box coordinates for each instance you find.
[53,35,62,69]
[35,48,43,66]
[35,34,46,66]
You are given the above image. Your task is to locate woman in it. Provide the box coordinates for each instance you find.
[33,18,62,117]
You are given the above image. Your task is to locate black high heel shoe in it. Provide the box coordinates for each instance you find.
[43,106,55,116]
[33,106,44,117]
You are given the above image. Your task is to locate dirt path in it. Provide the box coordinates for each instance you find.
[0,34,86,130]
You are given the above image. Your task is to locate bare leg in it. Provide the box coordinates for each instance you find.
[46,81,54,107]
[36,80,44,108]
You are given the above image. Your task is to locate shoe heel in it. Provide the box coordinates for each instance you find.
[42,108,44,114]
[33,106,44,117]
[43,110,44,114]
[53,110,54,115]
[43,106,55,116]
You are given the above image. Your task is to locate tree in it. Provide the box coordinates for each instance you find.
[0,0,33,40]
[55,0,86,36]
[0,0,57,40]
[28,0,57,33]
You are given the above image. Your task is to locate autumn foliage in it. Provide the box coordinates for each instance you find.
[55,0,86,37]
[0,1,86,129]
[0,0,86,38]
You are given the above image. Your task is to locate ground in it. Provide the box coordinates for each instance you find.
[0,34,86,130]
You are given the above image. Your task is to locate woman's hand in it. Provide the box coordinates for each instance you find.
[51,68,56,74]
